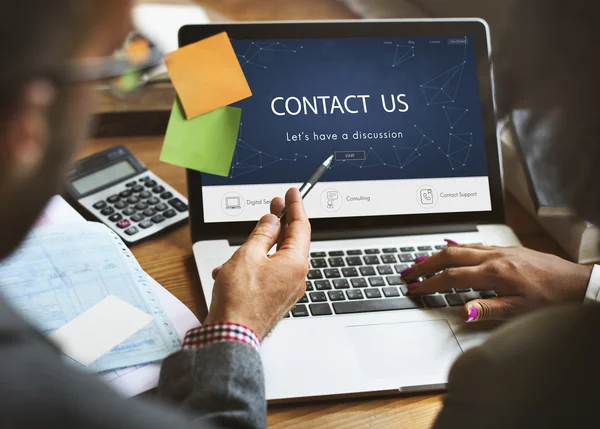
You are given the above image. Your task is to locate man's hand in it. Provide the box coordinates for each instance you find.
[402,243,593,322]
[204,188,311,340]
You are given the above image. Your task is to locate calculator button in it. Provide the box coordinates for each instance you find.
[143,208,156,217]
[151,214,165,224]
[139,220,153,229]
[168,198,188,213]
[93,201,106,210]
[123,207,136,216]
[127,196,139,204]
[163,209,177,218]
[116,219,131,229]
[139,176,149,182]
[131,214,145,222]
[114,201,128,210]
[160,191,173,200]
[124,226,139,235]
[107,195,120,203]
[135,202,148,211]
[155,203,168,211]
[100,207,115,216]
[144,180,157,188]
[119,190,132,198]
[152,185,165,194]
[139,191,151,199]
[108,213,122,222]
[147,197,159,205]
[125,181,136,188]
[132,185,144,193]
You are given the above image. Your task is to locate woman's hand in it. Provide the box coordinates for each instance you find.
[402,242,593,323]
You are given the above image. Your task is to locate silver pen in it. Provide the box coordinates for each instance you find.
[278,154,334,224]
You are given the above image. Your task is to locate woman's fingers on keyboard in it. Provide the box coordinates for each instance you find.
[463,296,526,323]
[406,266,485,295]
[402,247,489,281]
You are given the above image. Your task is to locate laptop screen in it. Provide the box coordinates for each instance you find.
[201,36,492,223]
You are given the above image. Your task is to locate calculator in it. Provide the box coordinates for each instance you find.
[65,145,189,243]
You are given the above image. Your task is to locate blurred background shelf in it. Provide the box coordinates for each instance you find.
[94,0,356,137]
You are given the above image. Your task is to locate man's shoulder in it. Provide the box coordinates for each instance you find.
[0,295,34,332]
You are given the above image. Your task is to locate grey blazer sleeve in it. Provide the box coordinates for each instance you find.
[433,304,600,429]
[0,298,265,429]
[159,342,266,428]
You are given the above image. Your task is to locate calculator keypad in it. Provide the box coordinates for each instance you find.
[101,207,115,216]
[116,219,131,229]
[83,172,188,242]
[169,198,188,212]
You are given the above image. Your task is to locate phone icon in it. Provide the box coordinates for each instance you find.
[420,189,434,205]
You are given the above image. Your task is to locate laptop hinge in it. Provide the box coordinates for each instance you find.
[227,223,478,246]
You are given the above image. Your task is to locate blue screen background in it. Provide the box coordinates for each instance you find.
[203,36,488,186]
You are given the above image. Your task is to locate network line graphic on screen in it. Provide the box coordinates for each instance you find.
[438,133,473,170]
[214,36,486,186]
[328,125,435,171]
[392,44,415,67]
[443,106,469,129]
[229,123,308,179]
[236,41,303,69]
[420,37,468,106]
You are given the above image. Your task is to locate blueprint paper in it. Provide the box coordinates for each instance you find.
[35,196,84,226]
[50,296,154,366]
[0,222,181,372]
[31,197,199,396]
[99,276,200,397]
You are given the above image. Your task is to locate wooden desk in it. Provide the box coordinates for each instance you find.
[79,136,569,429]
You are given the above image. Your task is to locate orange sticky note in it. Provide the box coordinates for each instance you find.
[165,32,252,119]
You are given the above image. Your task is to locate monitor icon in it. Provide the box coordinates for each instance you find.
[221,192,245,216]
[225,196,241,210]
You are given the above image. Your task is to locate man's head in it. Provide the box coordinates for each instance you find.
[0,0,133,259]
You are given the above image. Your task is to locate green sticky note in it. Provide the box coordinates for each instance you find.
[160,99,241,176]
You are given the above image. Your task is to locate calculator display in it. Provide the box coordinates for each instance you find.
[71,161,136,195]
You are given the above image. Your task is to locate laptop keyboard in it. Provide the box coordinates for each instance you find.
[287,243,497,318]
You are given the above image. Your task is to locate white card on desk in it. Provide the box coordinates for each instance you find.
[50,296,154,366]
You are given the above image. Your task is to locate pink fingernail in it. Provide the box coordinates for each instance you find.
[413,256,429,263]
[407,282,420,291]
[466,307,479,323]
[445,239,459,246]
[400,267,414,277]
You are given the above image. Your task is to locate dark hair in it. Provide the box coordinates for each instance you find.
[0,1,98,108]
[495,1,600,225]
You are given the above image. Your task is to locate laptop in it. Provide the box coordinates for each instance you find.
[184,19,520,401]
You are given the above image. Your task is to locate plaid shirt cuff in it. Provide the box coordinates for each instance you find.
[182,323,261,352]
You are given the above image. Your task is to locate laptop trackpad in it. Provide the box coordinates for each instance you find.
[347,320,463,379]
